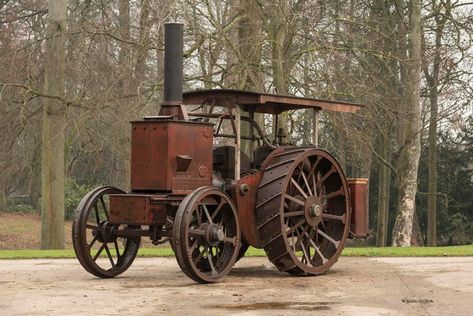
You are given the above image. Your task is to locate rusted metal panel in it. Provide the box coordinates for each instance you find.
[183,89,364,114]
[109,194,167,225]
[130,120,214,192]
[233,171,263,247]
[348,178,369,238]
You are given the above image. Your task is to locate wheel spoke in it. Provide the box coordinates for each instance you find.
[211,199,226,221]
[223,236,237,246]
[286,218,306,235]
[94,205,100,225]
[88,235,98,249]
[202,204,213,224]
[316,166,336,193]
[193,245,208,264]
[189,228,206,237]
[104,244,115,267]
[86,224,99,230]
[291,230,296,252]
[319,218,327,230]
[189,238,200,254]
[283,193,305,207]
[206,248,217,276]
[93,244,105,261]
[299,167,313,196]
[306,156,322,182]
[312,173,317,198]
[100,197,109,220]
[195,206,202,226]
[284,201,290,210]
[291,178,308,199]
[300,224,310,236]
[284,210,304,217]
[295,227,311,265]
[317,228,340,248]
[294,225,310,251]
[305,231,328,264]
[322,187,345,200]
[322,213,346,224]
[113,240,121,261]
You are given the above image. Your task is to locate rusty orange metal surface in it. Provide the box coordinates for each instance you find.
[130,120,214,193]
[109,194,167,225]
[348,178,369,238]
[233,171,263,248]
[183,89,364,114]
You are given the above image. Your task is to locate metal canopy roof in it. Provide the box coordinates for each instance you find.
[183,89,363,114]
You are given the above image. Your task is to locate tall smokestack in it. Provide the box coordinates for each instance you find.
[163,23,183,102]
[160,23,187,120]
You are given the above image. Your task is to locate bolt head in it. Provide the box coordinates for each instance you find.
[240,184,250,195]
[216,229,225,241]
[310,204,322,217]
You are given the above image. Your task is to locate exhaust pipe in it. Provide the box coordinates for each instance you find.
[163,23,183,102]
[160,23,187,120]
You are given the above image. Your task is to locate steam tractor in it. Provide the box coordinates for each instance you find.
[72,23,369,283]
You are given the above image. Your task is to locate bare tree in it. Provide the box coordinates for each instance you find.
[41,0,68,249]
[392,0,423,246]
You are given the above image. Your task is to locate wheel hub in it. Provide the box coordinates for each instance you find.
[304,196,323,227]
[310,204,323,217]
[204,224,225,246]
[93,221,117,244]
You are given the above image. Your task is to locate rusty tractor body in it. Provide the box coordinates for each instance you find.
[72,23,369,283]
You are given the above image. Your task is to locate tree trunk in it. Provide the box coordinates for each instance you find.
[411,209,424,246]
[238,0,264,92]
[41,0,67,249]
[155,0,169,103]
[119,0,131,95]
[133,0,152,92]
[0,186,7,211]
[376,133,391,246]
[29,143,41,211]
[427,86,438,246]
[237,0,264,156]
[391,0,422,247]
[114,0,132,191]
[424,6,446,247]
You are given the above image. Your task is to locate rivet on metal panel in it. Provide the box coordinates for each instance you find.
[203,128,213,139]
[198,165,209,178]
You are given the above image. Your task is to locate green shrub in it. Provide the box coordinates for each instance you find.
[65,178,94,220]
[447,213,473,245]
[6,201,35,213]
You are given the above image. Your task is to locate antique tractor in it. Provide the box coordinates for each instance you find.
[72,23,368,283]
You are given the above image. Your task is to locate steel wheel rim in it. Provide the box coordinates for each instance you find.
[281,150,350,274]
[72,186,140,278]
[174,187,241,283]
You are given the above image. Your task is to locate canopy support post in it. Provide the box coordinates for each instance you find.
[235,104,241,180]
[249,109,255,163]
[313,108,320,147]
[273,114,279,144]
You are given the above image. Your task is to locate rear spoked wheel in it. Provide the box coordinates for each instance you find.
[72,186,140,278]
[257,148,350,275]
[173,187,241,283]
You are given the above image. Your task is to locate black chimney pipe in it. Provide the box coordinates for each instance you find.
[163,23,183,102]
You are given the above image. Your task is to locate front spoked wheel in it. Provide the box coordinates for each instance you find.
[173,187,241,283]
[72,186,141,278]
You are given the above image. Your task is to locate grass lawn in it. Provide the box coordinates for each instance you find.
[1,245,472,260]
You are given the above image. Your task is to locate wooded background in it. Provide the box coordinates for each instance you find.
[0,0,472,249]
